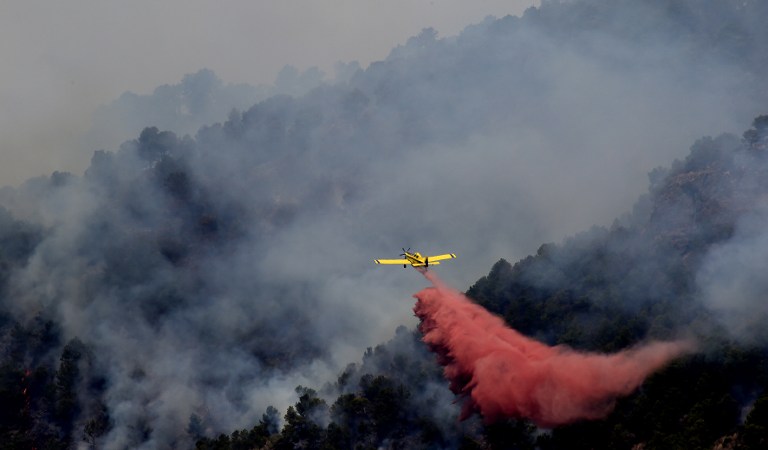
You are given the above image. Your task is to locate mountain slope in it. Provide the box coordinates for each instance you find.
[1,0,768,448]
[197,118,768,449]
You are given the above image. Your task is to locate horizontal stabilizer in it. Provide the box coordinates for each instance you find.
[374,258,410,265]
[413,261,440,267]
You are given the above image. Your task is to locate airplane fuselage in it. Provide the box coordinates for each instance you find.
[405,252,422,264]
[404,252,437,267]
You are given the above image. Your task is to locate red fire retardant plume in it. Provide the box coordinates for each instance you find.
[413,271,695,427]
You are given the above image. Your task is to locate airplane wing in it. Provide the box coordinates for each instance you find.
[427,253,457,262]
[374,258,411,265]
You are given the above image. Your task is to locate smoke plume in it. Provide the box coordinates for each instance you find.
[414,271,694,427]
[2,1,768,446]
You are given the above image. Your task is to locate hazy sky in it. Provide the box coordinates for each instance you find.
[0,0,538,187]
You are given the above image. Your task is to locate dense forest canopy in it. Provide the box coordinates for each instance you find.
[1,0,768,448]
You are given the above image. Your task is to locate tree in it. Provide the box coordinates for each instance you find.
[83,404,110,449]
[739,391,768,449]
[273,387,328,449]
[55,339,85,434]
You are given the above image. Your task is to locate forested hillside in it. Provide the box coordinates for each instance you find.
[193,117,768,449]
[1,0,768,448]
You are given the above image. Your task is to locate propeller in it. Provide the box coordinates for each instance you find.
[400,247,411,256]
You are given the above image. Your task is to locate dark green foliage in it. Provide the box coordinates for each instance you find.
[536,349,767,450]
[196,434,231,450]
[136,126,181,162]
[261,405,281,435]
[273,387,329,450]
[0,207,42,293]
[195,423,272,450]
[194,406,280,450]
[55,339,85,426]
[329,374,411,445]
[739,391,768,449]
[467,233,683,352]
[481,420,537,450]
[83,403,110,448]
[196,329,464,449]
[0,364,33,449]
[744,115,768,149]
[0,317,109,449]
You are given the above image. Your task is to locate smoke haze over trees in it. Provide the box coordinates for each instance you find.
[1,0,768,448]
[81,65,358,159]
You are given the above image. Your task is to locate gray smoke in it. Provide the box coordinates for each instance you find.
[695,119,768,343]
[2,1,768,447]
[81,66,349,166]
[698,209,768,343]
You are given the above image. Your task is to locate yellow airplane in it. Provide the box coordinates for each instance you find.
[374,248,457,268]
